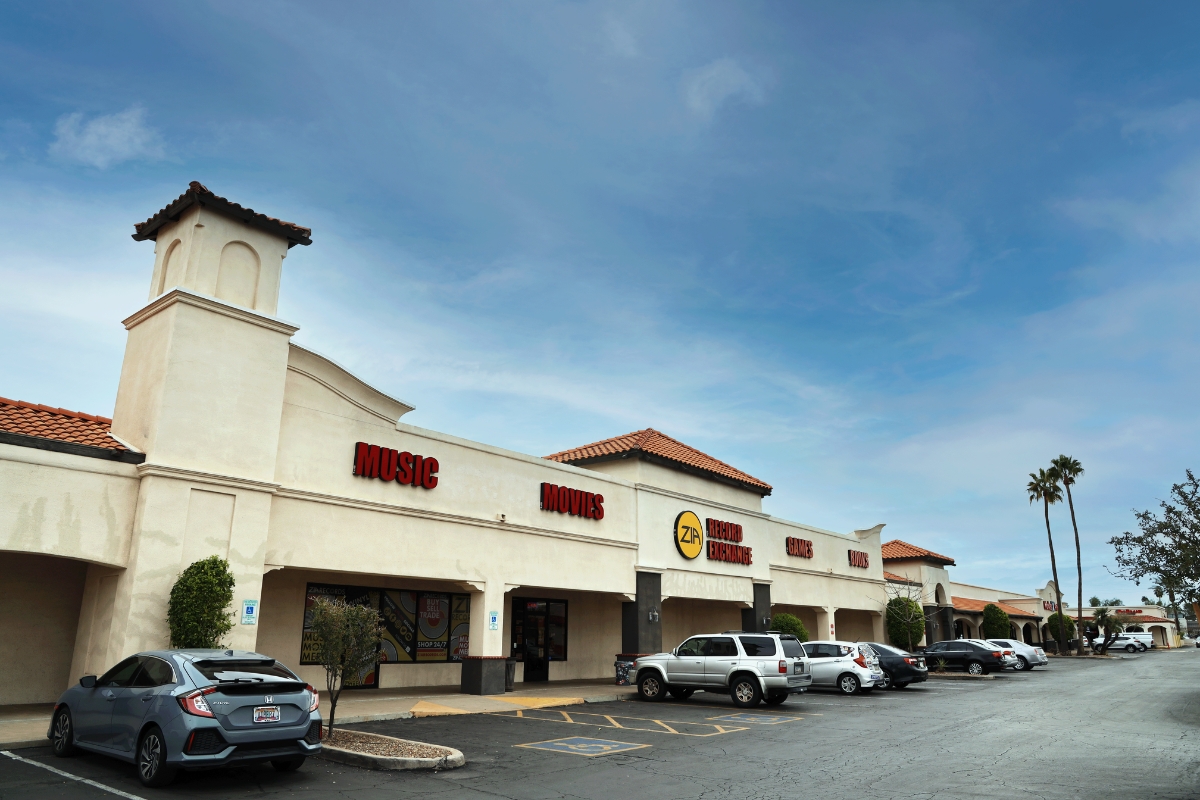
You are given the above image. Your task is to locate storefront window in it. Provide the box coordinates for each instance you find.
[510,596,568,682]
[302,583,470,678]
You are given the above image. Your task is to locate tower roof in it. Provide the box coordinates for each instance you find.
[133,181,312,248]
[881,539,956,566]
[545,428,772,496]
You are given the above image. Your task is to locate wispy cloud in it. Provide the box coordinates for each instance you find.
[1121,99,1200,139]
[1059,157,1200,244]
[48,106,165,169]
[683,58,764,120]
[603,17,637,58]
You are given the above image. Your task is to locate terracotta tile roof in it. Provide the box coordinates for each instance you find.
[0,396,129,452]
[951,596,1039,618]
[133,181,312,248]
[884,570,919,584]
[1110,614,1176,625]
[881,539,956,566]
[544,428,772,496]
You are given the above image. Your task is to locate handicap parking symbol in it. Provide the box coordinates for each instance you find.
[515,737,651,757]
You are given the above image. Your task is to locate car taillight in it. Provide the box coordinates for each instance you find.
[991,651,1002,659]
[178,687,217,718]
[903,657,915,664]
[854,654,868,668]
[306,684,320,712]
[778,660,787,673]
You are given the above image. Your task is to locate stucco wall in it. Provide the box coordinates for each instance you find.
[0,553,88,704]
[661,598,744,651]
[834,608,875,643]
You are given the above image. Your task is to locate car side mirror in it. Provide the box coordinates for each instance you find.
[79,675,97,688]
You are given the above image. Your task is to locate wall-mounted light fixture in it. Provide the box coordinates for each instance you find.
[648,609,660,623]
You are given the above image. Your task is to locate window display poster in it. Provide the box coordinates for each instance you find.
[450,594,471,661]
[301,583,379,688]
[416,593,450,661]
[380,590,417,663]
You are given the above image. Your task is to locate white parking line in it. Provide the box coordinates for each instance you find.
[1,750,147,800]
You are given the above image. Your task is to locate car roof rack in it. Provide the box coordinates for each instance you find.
[721,630,748,634]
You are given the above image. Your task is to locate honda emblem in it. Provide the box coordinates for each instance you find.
[264,695,273,703]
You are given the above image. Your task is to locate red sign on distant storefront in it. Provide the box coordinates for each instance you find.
[706,517,751,564]
[786,537,814,558]
[847,550,869,569]
[354,442,439,489]
[541,483,605,519]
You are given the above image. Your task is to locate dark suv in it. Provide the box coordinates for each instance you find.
[923,640,1007,675]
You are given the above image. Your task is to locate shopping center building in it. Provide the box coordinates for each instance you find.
[0,183,897,705]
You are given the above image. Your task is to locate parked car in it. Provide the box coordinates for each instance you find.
[632,632,812,708]
[49,650,322,787]
[864,643,928,689]
[986,639,1048,670]
[1104,633,1150,653]
[962,639,1020,670]
[801,641,883,694]
[922,640,1008,675]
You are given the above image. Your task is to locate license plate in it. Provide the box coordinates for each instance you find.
[253,706,280,723]
[870,673,883,681]
[793,663,804,674]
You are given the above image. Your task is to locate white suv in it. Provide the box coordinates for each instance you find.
[802,641,883,694]
[1106,633,1151,652]
[986,638,1048,670]
[632,632,812,708]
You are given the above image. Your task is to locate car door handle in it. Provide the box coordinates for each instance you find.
[141,696,153,702]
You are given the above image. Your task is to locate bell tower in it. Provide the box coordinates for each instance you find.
[95,182,311,661]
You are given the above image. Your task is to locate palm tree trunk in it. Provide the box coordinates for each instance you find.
[1065,482,1084,654]
[1045,498,1069,653]
[1168,587,1181,646]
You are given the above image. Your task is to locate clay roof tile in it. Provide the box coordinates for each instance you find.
[881,539,956,566]
[133,181,312,247]
[544,428,772,496]
[0,396,128,452]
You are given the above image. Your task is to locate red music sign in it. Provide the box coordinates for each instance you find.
[353,442,439,489]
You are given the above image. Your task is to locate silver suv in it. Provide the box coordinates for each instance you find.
[631,632,812,708]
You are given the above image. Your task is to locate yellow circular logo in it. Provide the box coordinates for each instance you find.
[674,510,704,560]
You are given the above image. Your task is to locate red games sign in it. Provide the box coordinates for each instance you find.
[847,549,869,568]
[707,517,752,565]
[541,483,605,519]
[353,442,439,489]
[786,537,814,558]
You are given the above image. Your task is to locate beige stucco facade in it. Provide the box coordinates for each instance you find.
[0,187,892,704]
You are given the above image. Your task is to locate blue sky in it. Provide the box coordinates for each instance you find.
[3,1,1198,604]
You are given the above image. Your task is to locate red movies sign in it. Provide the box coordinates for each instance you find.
[786,537,814,558]
[847,549,869,568]
[354,442,439,489]
[707,517,752,565]
[541,483,605,519]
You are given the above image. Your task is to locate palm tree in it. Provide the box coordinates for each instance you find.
[1028,467,1069,653]
[1051,455,1085,654]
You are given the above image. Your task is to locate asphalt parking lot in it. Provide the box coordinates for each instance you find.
[4,651,1199,799]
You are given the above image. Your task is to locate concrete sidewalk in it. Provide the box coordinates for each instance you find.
[0,680,635,750]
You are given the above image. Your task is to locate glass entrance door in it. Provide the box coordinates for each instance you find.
[512,597,568,683]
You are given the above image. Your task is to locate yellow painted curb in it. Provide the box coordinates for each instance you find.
[493,696,586,709]
[409,700,472,716]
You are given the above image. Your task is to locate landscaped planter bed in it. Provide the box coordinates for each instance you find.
[318,728,465,771]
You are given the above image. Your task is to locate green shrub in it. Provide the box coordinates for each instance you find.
[981,604,1011,639]
[771,613,809,642]
[167,556,235,648]
[886,596,925,652]
[1045,612,1076,644]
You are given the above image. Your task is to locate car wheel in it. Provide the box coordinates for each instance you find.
[50,707,76,757]
[763,692,787,706]
[1015,656,1029,671]
[637,672,666,701]
[880,670,894,690]
[965,661,985,676]
[272,756,306,772]
[1126,644,1137,653]
[137,726,178,788]
[730,676,762,708]
[837,674,861,695]
[669,688,695,701]
[1138,643,1148,652]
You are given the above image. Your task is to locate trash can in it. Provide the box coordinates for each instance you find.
[505,658,517,692]
[614,653,646,686]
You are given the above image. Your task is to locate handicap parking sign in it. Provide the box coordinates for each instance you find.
[515,737,650,757]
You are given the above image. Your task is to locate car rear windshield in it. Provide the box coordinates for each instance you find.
[780,638,804,658]
[191,660,298,683]
[739,636,777,656]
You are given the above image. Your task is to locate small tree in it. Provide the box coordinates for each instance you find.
[981,604,1011,639]
[1091,607,1126,655]
[771,612,809,642]
[308,597,384,735]
[886,597,926,653]
[1045,612,1076,651]
[167,556,235,648]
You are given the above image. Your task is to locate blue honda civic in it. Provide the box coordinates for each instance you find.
[48,649,322,787]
